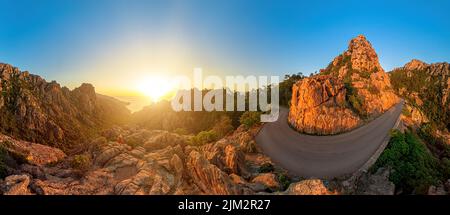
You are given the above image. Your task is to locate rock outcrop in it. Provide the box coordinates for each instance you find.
[1,174,33,195]
[281,179,336,195]
[0,63,131,148]
[355,167,395,195]
[289,75,361,134]
[0,125,288,195]
[0,134,66,166]
[289,35,399,134]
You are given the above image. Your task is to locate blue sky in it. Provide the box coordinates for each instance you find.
[0,0,449,95]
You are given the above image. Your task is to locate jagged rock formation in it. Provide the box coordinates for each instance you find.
[0,63,131,148]
[0,125,294,195]
[289,35,399,135]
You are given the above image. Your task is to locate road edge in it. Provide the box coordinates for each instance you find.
[343,101,403,191]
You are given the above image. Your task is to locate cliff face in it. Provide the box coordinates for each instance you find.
[289,75,361,134]
[0,63,131,149]
[289,35,399,135]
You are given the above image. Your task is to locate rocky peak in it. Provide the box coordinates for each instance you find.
[428,62,450,77]
[346,34,383,72]
[0,63,20,80]
[289,35,399,135]
[73,83,96,96]
[325,35,384,79]
[404,59,429,71]
[400,59,449,76]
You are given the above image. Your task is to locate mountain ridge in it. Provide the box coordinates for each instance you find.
[0,63,131,150]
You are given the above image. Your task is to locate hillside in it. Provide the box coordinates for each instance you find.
[0,63,131,150]
[390,60,449,131]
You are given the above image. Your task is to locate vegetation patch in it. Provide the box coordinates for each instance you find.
[359,70,372,79]
[240,111,262,129]
[279,73,305,106]
[372,130,441,194]
[390,68,449,130]
[71,154,92,172]
[173,128,189,135]
[367,85,380,95]
[258,163,274,173]
[190,130,218,145]
[344,82,366,117]
[0,145,8,178]
[277,173,291,190]
[401,107,412,117]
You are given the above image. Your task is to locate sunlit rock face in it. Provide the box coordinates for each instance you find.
[288,35,399,135]
[289,75,361,135]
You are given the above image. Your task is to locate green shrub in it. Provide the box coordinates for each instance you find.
[367,85,380,95]
[240,111,262,129]
[258,163,274,173]
[373,130,441,194]
[279,73,305,106]
[401,107,412,117]
[277,173,290,190]
[344,82,365,117]
[417,123,448,148]
[212,116,234,138]
[71,154,92,172]
[173,128,189,135]
[359,70,372,79]
[442,158,450,179]
[190,130,218,145]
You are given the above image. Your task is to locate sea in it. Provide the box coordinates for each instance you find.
[113,96,153,113]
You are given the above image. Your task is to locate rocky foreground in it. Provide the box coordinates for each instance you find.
[0,124,397,195]
[289,35,399,135]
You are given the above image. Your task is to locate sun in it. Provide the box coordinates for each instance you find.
[137,76,174,102]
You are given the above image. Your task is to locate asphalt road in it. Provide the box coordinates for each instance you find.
[255,101,404,178]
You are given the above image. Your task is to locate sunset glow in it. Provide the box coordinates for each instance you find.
[137,75,175,102]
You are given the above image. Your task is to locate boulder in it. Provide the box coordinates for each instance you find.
[2,174,33,195]
[142,131,186,151]
[428,184,447,195]
[251,173,281,191]
[201,140,248,176]
[356,168,395,195]
[283,179,335,195]
[186,150,242,195]
[94,142,130,167]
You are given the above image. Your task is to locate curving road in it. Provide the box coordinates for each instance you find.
[255,100,404,179]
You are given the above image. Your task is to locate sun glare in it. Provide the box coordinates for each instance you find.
[137,76,174,102]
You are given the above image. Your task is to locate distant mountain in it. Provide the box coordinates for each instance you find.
[288,35,399,135]
[0,63,131,150]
